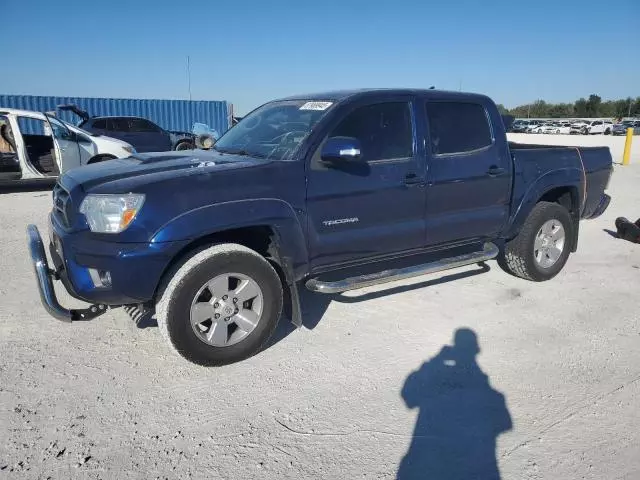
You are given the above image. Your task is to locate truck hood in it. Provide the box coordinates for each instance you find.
[63,150,269,192]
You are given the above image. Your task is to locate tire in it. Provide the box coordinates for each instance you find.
[498,202,573,282]
[604,128,611,135]
[174,141,193,151]
[156,243,283,366]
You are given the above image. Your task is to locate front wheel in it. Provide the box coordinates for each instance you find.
[498,202,573,282]
[174,141,194,151]
[156,244,283,366]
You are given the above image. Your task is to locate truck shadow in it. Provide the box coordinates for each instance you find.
[266,263,491,348]
[397,328,512,480]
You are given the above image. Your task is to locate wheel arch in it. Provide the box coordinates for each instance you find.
[506,178,581,252]
[151,201,308,327]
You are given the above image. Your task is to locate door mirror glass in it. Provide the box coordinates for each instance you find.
[321,136,363,162]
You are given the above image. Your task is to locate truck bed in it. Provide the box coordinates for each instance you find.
[508,142,612,220]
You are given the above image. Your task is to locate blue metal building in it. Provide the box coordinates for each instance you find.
[0,94,231,134]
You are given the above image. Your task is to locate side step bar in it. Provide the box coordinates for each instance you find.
[305,242,499,294]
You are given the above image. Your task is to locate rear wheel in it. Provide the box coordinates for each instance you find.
[499,202,573,282]
[156,243,283,366]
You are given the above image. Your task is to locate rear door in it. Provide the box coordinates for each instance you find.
[128,118,172,152]
[423,100,511,246]
[306,98,427,269]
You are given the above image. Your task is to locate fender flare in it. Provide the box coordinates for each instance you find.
[505,168,582,243]
[151,199,309,326]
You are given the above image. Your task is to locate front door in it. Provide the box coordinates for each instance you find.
[423,100,512,246]
[306,99,427,269]
[45,114,82,173]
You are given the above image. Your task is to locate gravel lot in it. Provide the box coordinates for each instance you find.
[1,137,639,479]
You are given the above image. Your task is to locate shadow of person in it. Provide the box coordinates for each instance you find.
[397,328,512,480]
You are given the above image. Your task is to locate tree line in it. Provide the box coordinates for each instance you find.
[496,94,640,119]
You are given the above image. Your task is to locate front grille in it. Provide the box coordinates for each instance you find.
[52,183,74,228]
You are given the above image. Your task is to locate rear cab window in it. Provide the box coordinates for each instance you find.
[425,101,493,155]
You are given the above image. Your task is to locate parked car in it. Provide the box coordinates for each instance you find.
[612,120,640,136]
[0,108,134,184]
[58,105,200,153]
[542,122,572,134]
[570,120,590,134]
[510,120,530,133]
[525,120,544,132]
[540,122,559,134]
[531,121,555,134]
[27,88,613,366]
[585,120,613,135]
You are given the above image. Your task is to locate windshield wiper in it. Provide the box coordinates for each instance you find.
[214,147,266,158]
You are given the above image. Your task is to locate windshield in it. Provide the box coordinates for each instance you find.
[213,100,334,160]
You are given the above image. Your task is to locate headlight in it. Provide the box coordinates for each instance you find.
[123,145,136,154]
[79,194,145,233]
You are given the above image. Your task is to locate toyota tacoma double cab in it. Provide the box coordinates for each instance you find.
[27,89,613,366]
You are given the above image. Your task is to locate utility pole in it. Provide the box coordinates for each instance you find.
[187,56,192,101]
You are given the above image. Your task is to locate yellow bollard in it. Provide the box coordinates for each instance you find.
[622,128,633,165]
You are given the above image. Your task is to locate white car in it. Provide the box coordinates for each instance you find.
[531,122,553,134]
[570,120,590,134]
[585,120,613,135]
[570,120,613,135]
[0,108,135,184]
[542,122,572,134]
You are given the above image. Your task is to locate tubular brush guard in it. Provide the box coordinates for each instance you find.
[26,224,108,322]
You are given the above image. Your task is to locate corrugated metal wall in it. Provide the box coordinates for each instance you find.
[0,94,230,134]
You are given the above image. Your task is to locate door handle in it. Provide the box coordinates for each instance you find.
[487,166,506,177]
[404,173,424,187]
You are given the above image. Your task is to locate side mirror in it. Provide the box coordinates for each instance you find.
[321,136,363,163]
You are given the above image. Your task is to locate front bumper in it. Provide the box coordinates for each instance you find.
[27,224,109,322]
[27,213,190,321]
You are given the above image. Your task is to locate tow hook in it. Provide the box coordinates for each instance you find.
[71,304,109,321]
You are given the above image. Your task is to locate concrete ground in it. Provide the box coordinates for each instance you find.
[1,136,639,479]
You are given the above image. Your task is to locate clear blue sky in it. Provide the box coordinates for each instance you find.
[3,0,639,114]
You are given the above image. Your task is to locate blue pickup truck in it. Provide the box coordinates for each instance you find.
[27,89,613,366]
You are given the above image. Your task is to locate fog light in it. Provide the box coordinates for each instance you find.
[88,269,112,288]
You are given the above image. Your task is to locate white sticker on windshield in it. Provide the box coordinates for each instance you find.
[299,101,333,111]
